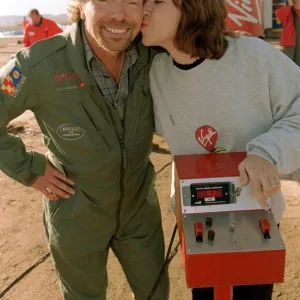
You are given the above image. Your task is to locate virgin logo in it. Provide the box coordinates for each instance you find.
[226,0,262,27]
[198,129,216,148]
[195,125,218,152]
[53,70,80,83]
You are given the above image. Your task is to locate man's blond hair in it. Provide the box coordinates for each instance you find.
[68,0,83,23]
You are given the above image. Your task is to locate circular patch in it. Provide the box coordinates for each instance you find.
[13,70,20,79]
[56,124,85,140]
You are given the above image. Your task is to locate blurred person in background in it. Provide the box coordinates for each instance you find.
[276,0,300,66]
[23,8,62,47]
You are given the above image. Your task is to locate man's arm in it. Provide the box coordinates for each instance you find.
[22,27,31,47]
[0,52,46,186]
[275,5,291,23]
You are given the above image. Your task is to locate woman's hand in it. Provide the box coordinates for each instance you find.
[238,155,281,209]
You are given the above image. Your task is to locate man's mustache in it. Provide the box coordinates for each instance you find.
[99,20,135,28]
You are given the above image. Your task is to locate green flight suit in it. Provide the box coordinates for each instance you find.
[0,23,168,300]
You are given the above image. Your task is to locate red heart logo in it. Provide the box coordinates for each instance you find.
[195,125,218,152]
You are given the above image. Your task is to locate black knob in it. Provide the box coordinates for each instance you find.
[208,230,215,242]
[206,217,213,228]
[196,234,203,242]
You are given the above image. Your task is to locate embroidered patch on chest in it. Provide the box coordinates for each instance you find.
[57,124,85,140]
[53,70,86,91]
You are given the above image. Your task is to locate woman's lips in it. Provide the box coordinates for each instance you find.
[141,23,148,30]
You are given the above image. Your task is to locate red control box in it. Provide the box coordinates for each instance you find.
[174,153,286,290]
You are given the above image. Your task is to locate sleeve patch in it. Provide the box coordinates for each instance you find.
[1,66,26,98]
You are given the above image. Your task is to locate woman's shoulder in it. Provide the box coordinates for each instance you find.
[149,52,173,94]
[152,52,170,68]
[226,36,292,73]
[227,36,277,58]
[150,52,172,78]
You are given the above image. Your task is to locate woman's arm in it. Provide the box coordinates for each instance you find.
[247,43,300,175]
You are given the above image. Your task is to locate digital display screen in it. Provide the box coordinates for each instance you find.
[197,189,222,198]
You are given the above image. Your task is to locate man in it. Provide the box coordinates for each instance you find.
[276,0,300,66]
[0,0,167,299]
[22,8,63,47]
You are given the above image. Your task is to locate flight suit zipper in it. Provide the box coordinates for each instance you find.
[114,64,149,235]
[105,107,127,236]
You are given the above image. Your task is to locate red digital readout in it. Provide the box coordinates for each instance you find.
[197,189,222,198]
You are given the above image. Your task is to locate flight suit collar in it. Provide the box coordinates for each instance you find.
[66,22,97,87]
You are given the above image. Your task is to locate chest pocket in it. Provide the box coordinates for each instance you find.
[39,87,112,153]
[79,101,110,151]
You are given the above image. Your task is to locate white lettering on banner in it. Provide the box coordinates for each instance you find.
[226,0,262,27]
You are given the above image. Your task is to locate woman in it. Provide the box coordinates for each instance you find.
[141,0,300,299]
[276,0,300,66]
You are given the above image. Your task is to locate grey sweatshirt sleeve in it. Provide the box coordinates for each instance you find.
[246,43,300,174]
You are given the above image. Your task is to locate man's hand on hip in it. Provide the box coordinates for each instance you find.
[238,155,281,209]
[31,160,75,201]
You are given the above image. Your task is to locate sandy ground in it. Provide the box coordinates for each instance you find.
[0,39,300,300]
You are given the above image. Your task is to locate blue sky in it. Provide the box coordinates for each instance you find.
[0,0,68,16]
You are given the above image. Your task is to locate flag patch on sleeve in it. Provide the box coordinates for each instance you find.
[1,66,26,97]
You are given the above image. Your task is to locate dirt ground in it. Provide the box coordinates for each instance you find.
[0,39,300,300]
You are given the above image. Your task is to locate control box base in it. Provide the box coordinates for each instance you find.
[181,210,285,288]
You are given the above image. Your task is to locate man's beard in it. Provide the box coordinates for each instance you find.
[94,20,137,53]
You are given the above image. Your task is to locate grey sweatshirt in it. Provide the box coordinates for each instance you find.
[150,36,300,223]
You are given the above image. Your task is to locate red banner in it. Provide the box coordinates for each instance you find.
[225,0,264,37]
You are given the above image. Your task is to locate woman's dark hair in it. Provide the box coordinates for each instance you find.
[172,0,228,59]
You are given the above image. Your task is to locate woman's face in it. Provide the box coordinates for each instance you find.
[141,0,181,48]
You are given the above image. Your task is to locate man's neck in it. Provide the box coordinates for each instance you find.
[84,26,124,82]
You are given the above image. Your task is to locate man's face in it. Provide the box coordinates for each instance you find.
[30,13,41,25]
[81,0,144,53]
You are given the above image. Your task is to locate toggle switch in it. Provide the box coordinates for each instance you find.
[205,217,213,228]
[195,222,203,242]
[259,219,271,239]
[208,230,215,242]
